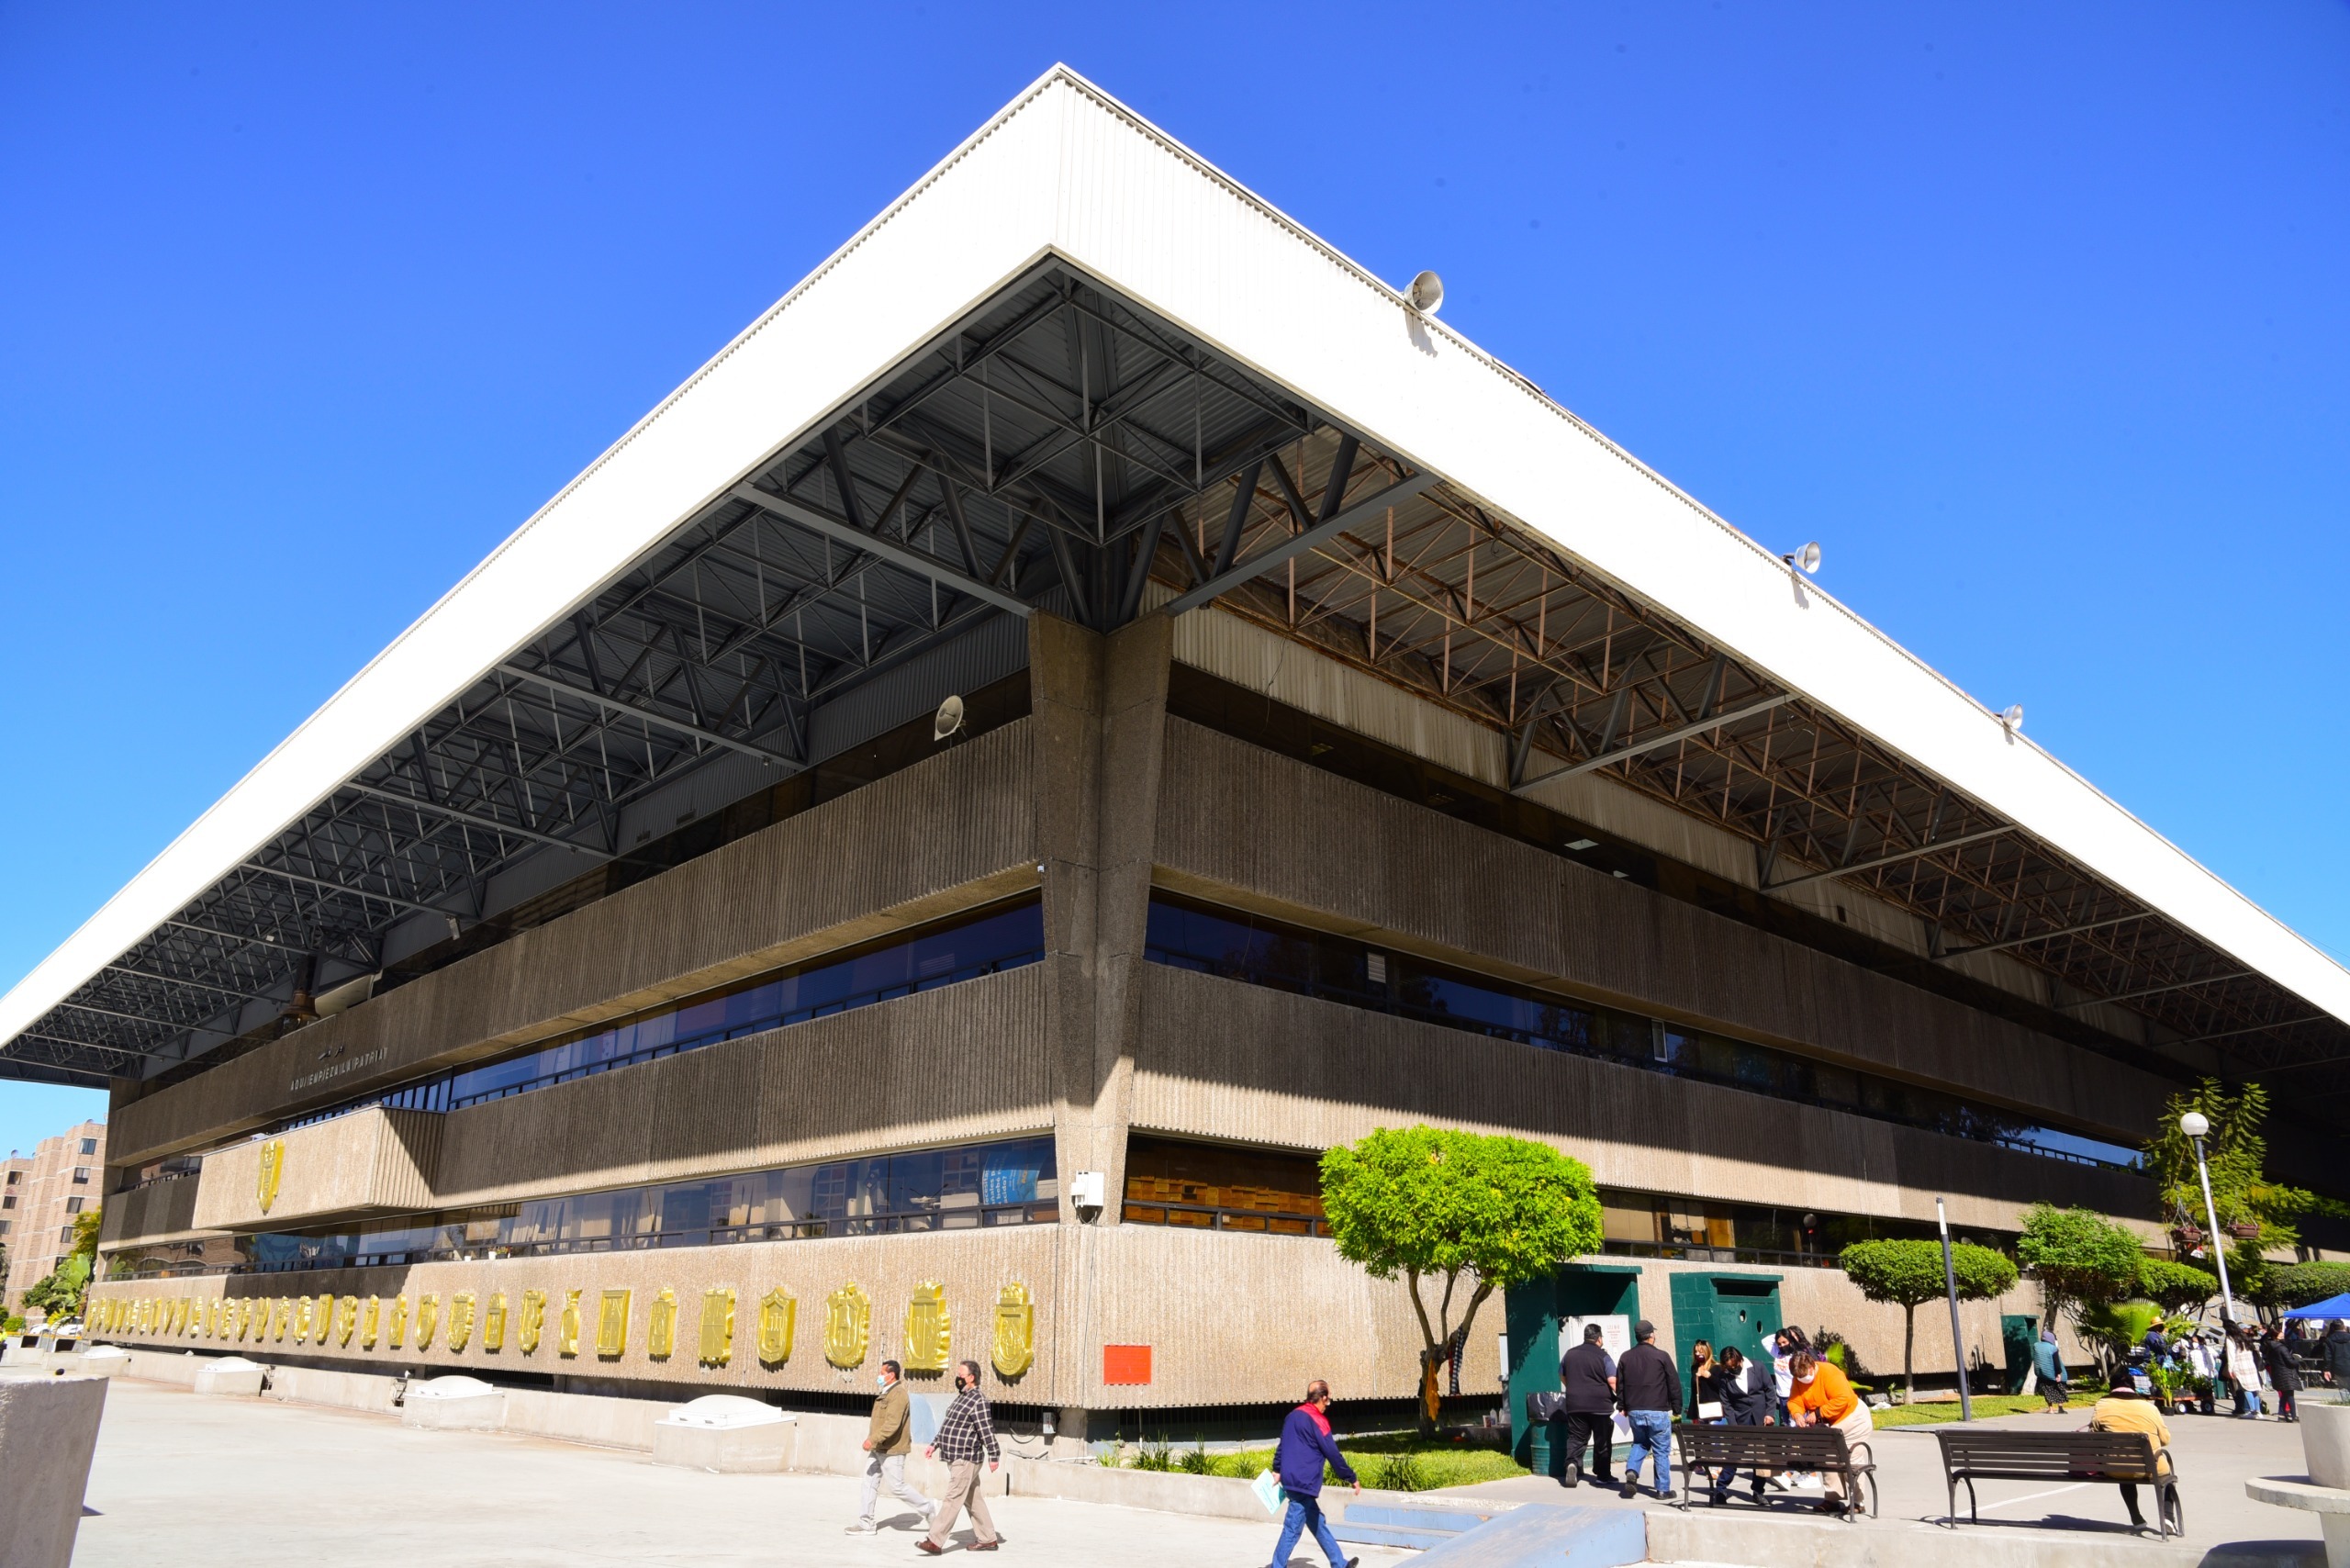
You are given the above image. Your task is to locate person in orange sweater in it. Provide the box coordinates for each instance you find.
[1785,1350,1874,1512]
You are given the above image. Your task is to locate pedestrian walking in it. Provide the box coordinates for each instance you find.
[2031,1327,2068,1411]
[2323,1320,2350,1389]
[1701,1346,1774,1506]
[2226,1328,2264,1418]
[1615,1320,1683,1500]
[1556,1323,1619,1488]
[2261,1326,2302,1424]
[919,1360,1001,1554]
[848,1359,938,1535]
[1785,1349,1873,1515]
[1266,1380,1360,1568]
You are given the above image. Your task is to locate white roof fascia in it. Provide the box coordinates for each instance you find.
[6,65,2344,1062]
[1024,68,2350,1030]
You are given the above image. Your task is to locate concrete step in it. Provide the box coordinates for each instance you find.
[1332,1522,1460,1550]
[1412,1503,1647,1567]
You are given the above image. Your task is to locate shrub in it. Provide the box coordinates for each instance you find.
[1365,1451,1434,1492]
[2269,1261,2350,1310]
[1131,1435,1173,1472]
[2017,1204,2143,1328]
[2138,1258,2220,1314]
[1178,1439,1213,1475]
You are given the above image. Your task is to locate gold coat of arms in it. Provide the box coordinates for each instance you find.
[991,1283,1035,1379]
[756,1288,795,1365]
[903,1282,951,1372]
[699,1288,736,1367]
[822,1282,870,1369]
[255,1138,285,1215]
[646,1288,677,1361]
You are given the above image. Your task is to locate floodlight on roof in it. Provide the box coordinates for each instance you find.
[1782,541,1821,576]
[2000,704,2025,736]
[934,695,966,744]
[1405,271,1444,315]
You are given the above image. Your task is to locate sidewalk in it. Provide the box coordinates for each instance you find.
[69,1376,1414,1567]
[1446,1406,2323,1554]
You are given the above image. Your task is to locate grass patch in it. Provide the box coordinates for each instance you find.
[1147,1431,1529,1488]
[1870,1392,2070,1428]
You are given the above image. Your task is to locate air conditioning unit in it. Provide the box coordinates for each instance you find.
[1069,1171,1106,1210]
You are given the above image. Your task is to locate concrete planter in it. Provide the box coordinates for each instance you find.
[194,1356,267,1397]
[653,1395,797,1473]
[398,1375,505,1432]
[0,1376,108,1568]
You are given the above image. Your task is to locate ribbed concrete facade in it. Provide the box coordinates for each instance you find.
[92,610,2162,1418]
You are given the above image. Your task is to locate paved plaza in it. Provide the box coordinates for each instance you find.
[1453,1403,2326,1555]
[46,1372,2338,1567]
[68,1377,1411,1568]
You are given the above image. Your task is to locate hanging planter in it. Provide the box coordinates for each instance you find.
[2225,1221,2263,1240]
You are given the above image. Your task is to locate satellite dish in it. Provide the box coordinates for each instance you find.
[1783,541,1821,576]
[1405,270,1445,315]
[2000,703,2025,734]
[933,694,966,744]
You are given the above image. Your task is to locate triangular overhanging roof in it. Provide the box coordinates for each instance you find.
[6,65,2346,1103]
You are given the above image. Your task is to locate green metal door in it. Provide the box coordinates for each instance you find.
[1668,1271,1784,1405]
[1505,1263,1642,1474]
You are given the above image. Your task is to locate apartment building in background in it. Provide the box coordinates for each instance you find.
[3,1118,106,1313]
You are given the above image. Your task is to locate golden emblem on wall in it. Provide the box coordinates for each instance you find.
[483,1294,508,1352]
[416,1294,441,1349]
[337,1296,358,1347]
[699,1288,736,1367]
[447,1292,476,1352]
[596,1289,631,1359]
[757,1288,796,1366]
[991,1283,1035,1379]
[557,1290,583,1358]
[646,1288,677,1361]
[169,1297,187,1336]
[316,1294,335,1343]
[518,1289,546,1354]
[388,1294,409,1349]
[903,1282,951,1373]
[822,1283,871,1369]
[362,1296,381,1350]
[294,1296,313,1343]
[274,1297,294,1341]
[255,1138,285,1215]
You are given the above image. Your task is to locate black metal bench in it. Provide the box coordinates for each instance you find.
[1676,1425,1877,1518]
[1932,1428,2181,1537]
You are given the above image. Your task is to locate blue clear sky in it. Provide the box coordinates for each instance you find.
[4,3,2345,1155]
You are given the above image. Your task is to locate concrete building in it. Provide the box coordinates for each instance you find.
[6,71,2345,1432]
[2,1120,106,1314]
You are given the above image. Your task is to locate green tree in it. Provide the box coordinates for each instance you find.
[1322,1127,1601,1433]
[2137,1258,2219,1316]
[1839,1239,2018,1400]
[2266,1261,2350,1311]
[2016,1204,2143,1332]
[2141,1081,2343,1304]
[21,1207,101,1324]
[2075,1299,2165,1382]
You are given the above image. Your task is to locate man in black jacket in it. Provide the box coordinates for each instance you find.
[1616,1321,1684,1499]
[1556,1323,1618,1488]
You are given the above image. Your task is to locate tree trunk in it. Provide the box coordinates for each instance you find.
[1903,1303,1917,1402]
[1418,1347,1441,1436]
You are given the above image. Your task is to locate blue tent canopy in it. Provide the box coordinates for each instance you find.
[2281,1294,2350,1319]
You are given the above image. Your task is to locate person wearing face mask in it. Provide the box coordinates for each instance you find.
[920,1360,1002,1554]
[849,1359,939,1536]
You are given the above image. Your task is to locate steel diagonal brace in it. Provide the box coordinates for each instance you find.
[1763,823,2010,892]
[1164,469,1437,618]
[1515,693,1796,794]
[727,485,1034,619]
[498,660,803,770]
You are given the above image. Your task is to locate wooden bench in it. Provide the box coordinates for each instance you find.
[1676,1425,1877,1518]
[1932,1428,2181,1537]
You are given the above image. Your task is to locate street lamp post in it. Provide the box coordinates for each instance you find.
[2180,1111,2234,1329]
[1936,1195,1973,1423]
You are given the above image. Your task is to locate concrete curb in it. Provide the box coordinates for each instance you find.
[1646,1509,2324,1568]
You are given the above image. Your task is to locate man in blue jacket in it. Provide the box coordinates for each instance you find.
[1268,1379,1360,1568]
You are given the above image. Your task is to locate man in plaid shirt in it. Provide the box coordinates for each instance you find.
[919,1359,1002,1553]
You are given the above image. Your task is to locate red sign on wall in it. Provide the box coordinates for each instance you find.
[1103,1344,1153,1385]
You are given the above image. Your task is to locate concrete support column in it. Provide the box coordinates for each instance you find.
[1028,610,1172,1417]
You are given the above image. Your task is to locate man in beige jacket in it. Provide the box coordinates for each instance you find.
[848,1359,939,1534]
